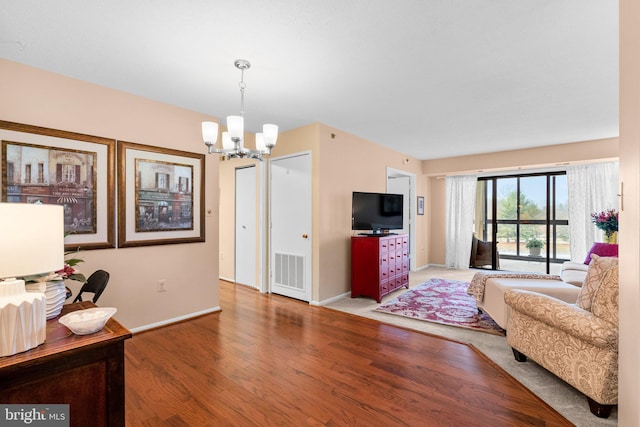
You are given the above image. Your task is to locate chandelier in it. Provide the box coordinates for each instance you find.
[202,59,278,161]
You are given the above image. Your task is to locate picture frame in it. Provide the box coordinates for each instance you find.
[0,120,116,250]
[117,140,205,248]
[417,196,425,215]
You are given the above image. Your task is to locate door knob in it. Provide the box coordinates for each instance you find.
[302,234,308,239]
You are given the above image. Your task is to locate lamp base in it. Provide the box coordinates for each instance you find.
[0,278,47,357]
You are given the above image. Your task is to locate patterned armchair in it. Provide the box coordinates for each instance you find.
[504,255,619,418]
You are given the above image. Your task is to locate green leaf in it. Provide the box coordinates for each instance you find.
[68,273,87,283]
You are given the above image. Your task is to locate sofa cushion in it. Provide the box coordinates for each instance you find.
[591,264,619,325]
[561,269,587,287]
[583,243,618,265]
[577,255,619,311]
[560,261,589,286]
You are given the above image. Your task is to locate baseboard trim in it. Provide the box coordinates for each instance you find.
[423,263,446,269]
[312,291,351,307]
[130,306,221,334]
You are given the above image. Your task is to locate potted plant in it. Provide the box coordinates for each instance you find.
[591,209,619,243]
[525,237,544,256]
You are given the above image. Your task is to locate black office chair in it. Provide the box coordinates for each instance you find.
[73,269,110,303]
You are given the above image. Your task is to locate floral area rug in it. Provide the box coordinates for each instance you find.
[374,278,505,335]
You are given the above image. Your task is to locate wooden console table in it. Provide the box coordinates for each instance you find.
[0,301,131,427]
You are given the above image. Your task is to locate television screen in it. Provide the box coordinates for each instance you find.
[352,192,404,233]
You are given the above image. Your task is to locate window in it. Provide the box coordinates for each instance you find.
[61,164,76,183]
[477,172,568,274]
[156,173,170,190]
[24,164,32,183]
[7,163,14,183]
[178,176,190,193]
[37,163,44,183]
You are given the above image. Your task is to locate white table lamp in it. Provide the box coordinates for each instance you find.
[0,203,64,357]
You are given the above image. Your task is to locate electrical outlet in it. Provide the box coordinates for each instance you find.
[157,279,167,292]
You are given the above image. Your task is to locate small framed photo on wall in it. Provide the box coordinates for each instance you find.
[417,196,425,215]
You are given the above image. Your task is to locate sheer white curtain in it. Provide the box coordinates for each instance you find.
[445,175,478,269]
[567,161,619,261]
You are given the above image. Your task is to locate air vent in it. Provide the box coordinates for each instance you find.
[275,253,304,290]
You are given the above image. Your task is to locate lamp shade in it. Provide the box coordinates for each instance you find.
[221,132,234,150]
[0,203,64,279]
[263,124,278,148]
[255,133,266,152]
[201,121,219,145]
[227,115,244,139]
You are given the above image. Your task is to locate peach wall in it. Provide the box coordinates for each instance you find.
[317,124,423,302]
[422,138,618,177]
[619,0,640,423]
[220,121,425,303]
[423,138,620,266]
[0,59,220,330]
[427,177,447,265]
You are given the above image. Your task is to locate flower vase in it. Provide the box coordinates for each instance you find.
[604,231,618,244]
[26,280,67,319]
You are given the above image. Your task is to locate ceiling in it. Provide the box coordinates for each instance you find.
[0,1,618,160]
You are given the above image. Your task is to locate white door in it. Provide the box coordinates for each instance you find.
[269,153,312,301]
[235,165,257,287]
[387,175,411,236]
[387,168,417,271]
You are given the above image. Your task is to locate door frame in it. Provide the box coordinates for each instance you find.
[267,151,313,301]
[386,167,417,271]
[233,161,267,292]
[234,164,257,288]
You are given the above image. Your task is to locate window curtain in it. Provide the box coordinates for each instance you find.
[567,161,619,261]
[445,175,478,269]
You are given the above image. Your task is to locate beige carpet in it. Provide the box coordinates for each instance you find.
[325,266,617,427]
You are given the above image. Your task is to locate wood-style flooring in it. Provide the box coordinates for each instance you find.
[124,281,572,426]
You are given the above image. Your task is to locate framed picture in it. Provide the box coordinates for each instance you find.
[417,196,425,215]
[0,120,116,250]
[117,141,205,247]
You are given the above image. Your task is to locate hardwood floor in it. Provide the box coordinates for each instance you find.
[125,281,572,426]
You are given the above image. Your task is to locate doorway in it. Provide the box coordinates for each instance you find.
[235,165,257,287]
[269,152,312,301]
[386,167,416,271]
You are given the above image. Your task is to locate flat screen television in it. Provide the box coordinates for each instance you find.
[352,191,404,235]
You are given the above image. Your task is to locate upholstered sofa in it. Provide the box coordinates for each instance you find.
[469,243,618,329]
[470,263,587,330]
[504,255,619,418]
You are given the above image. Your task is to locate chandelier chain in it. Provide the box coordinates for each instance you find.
[238,68,246,117]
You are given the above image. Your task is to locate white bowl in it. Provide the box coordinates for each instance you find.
[58,307,117,335]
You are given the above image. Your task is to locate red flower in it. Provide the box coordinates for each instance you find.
[590,209,618,235]
[55,263,85,282]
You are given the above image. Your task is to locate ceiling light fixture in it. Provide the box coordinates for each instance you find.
[202,59,278,161]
